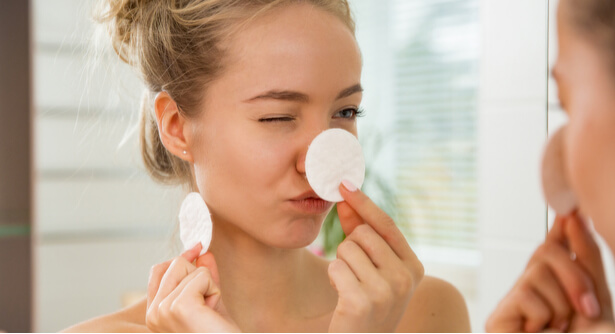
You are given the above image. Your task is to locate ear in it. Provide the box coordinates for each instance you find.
[154,91,194,163]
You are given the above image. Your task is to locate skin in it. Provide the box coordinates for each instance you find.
[555,3,615,250]
[486,0,615,332]
[63,3,470,333]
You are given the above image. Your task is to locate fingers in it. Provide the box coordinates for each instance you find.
[335,224,419,316]
[517,287,555,333]
[148,266,229,332]
[178,267,222,310]
[328,258,361,294]
[565,214,610,318]
[336,239,380,283]
[533,241,597,317]
[544,214,605,318]
[345,224,398,269]
[196,252,221,287]
[487,270,569,333]
[566,215,602,275]
[336,204,423,301]
[526,264,572,330]
[161,266,218,310]
[148,260,172,309]
[546,215,567,244]
[336,201,363,236]
[338,181,414,262]
[488,215,609,333]
[182,243,203,262]
[151,256,197,309]
[147,244,202,309]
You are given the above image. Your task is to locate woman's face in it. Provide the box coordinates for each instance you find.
[187,3,362,248]
[554,1,615,248]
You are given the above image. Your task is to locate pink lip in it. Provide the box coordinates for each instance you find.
[290,190,322,201]
[288,191,333,214]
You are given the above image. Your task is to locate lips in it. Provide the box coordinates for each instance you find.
[290,190,327,202]
[288,190,333,214]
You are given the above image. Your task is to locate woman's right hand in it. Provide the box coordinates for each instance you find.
[145,244,239,332]
[486,213,614,332]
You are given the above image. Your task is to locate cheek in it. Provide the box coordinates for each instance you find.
[565,117,591,197]
[194,124,296,199]
[565,103,615,217]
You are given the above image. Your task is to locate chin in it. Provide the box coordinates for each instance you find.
[267,217,324,249]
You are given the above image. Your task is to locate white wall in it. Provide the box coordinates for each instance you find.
[32,0,184,331]
[476,0,549,331]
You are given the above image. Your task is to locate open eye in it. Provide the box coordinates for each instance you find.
[333,107,365,119]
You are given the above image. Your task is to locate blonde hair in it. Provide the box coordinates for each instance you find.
[95,0,355,186]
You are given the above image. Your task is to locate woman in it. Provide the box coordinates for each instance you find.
[487,0,615,332]
[64,0,470,332]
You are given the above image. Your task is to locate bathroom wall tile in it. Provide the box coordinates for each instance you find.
[35,237,176,332]
[36,178,182,235]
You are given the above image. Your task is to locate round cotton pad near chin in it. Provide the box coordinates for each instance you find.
[305,128,365,202]
[541,126,578,215]
[179,192,213,256]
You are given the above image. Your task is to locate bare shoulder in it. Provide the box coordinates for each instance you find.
[396,275,471,333]
[61,297,149,333]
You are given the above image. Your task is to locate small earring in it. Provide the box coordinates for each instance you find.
[182,150,187,155]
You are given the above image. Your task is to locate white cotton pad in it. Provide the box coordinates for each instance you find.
[305,128,365,202]
[541,126,578,215]
[179,192,213,256]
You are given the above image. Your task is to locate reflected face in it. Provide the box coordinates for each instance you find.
[187,3,362,248]
[553,1,615,247]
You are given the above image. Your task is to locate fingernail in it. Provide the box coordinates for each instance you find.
[341,179,357,192]
[581,292,601,318]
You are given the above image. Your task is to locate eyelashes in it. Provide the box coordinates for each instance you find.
[259,107,365,123]
[259,116,296,123]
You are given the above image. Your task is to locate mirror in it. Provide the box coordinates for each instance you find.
[30,0,558,331]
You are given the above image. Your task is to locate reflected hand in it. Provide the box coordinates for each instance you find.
[145,244,239,333]
[327,181,424,332]
[486,214,614,332]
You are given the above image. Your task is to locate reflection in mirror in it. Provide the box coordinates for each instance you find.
[32,0,549,332]
[546,0,615,318]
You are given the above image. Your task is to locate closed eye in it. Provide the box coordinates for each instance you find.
[259,116,296,123]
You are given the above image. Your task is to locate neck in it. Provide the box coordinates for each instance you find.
[208,220,336,331]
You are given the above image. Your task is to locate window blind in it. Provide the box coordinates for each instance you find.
[391,0,480,249]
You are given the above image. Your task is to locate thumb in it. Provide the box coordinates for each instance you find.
[196,251,220,286]
[195,252,231,314]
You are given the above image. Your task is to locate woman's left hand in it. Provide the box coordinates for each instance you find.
[328,181,424,332]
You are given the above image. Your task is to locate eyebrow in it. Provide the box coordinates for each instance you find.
[245,83,363,103]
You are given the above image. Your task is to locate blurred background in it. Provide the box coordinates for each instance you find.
[4,0,614,332]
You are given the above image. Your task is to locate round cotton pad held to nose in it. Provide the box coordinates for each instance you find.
[541,126,578,215]
[179,192,213,256]
[305,128,365,202]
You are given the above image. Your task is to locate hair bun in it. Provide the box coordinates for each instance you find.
[95,0,152,65]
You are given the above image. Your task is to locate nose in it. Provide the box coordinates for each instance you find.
[295,121,331,177]
[296,151,307,176]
